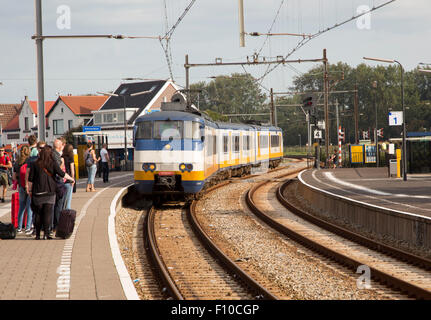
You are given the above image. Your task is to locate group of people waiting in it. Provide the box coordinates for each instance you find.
[6,135,75,239]
[0,138,111,240]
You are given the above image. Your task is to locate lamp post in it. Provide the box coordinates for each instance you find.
[98,89,151,170]
[364,57,406,181]
[298,134,301,148]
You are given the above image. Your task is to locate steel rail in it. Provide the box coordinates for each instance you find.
[246,176,431,300]
[145,206,184,300]
[188,200,278,300]
[277,180,431,271]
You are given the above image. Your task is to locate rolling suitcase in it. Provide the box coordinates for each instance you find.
[56,209,76,239]
[0,222,16,239]
[11,192,27,229]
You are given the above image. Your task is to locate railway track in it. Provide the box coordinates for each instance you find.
[145,204,278,300]
[246,175,431,299]
[142,162,306,300]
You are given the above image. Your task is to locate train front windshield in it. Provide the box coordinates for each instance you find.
[136,120,201,140]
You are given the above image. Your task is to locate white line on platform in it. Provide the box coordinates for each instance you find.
[55,174,133,300]
[324,172,431,199]
[108,183,140,300]
[298,170,431,221]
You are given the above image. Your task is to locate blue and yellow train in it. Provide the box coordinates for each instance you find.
[133,99,283,199]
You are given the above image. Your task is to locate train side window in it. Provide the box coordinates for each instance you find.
[192,122,201,140]
[271,135,279,147]
[259,134,268,148]
[135,121,152,139]
[213,135,217,154]
[206,133,212,156]
[223,135,228,153]
[234,136,240,153]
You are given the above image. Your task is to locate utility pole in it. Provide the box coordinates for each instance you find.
[35,0,46,141]
[354,83,359,143]
[270,88,275,126]
[238,0,245,47]
[323,49,329,166]
[185,54,191,106]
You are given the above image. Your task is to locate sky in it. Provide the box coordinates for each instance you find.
[0,0,430,103]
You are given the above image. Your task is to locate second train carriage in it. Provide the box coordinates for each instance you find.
[133,103,283,199]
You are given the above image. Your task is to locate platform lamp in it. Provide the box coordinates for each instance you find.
[97,89,151,170]
[363,57,406,181]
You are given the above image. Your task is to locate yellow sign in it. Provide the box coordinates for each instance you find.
[396,148,401,178]
[350,145,364,164]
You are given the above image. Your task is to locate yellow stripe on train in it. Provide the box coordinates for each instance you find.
[134,170,206,181]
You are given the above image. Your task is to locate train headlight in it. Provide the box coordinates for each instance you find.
[142,163,156,172]
[179,163,193,172]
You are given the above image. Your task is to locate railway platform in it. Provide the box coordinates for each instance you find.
[0,171,136,300]
[299,167,431,218]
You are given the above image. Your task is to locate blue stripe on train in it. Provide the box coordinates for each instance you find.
[135,139,203,151]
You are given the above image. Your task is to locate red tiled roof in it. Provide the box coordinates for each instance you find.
[0,104,21,131]
[58,96,108,115]
[3,113,19,131]
[29,100,55,115]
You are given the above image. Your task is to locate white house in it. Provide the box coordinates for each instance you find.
[46,95,108,145]
[1,97,55,146]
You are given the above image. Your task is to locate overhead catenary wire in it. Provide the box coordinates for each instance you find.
[159,0,197,81]
[255,0,397,83]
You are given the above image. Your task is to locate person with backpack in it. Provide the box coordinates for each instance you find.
[84,141,100,192]
[27,145,74,240]
[12,145,33,235]
[0,148,12,203]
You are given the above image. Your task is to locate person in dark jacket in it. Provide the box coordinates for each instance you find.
[27,145,74,240]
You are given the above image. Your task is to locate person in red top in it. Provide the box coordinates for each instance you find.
[0,148,12,203]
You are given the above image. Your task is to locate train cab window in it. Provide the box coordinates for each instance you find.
[223,135,229,153]
[154,121,183,140]
[135,121,152,139]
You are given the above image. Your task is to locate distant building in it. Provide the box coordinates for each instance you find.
[0,103,21,146]
[46,95,108,144]
[1,97,55,146]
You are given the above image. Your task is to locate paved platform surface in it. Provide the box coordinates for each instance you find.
[299,167,431,218]
[0,171,134,300]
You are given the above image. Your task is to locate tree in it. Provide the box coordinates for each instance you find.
[190,73,267,122]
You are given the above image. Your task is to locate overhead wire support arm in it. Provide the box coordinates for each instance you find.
[31,34,161,40]
[249,32,312,39]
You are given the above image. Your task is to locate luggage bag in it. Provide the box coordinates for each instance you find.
[0,222,16,239]
[56,209,76,239]
[11,192,27,229]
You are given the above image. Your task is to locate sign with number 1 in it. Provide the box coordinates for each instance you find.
[389,111,403,126]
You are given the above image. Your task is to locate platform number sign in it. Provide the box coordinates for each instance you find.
[389,111,403,126]
[314,130,322,139]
